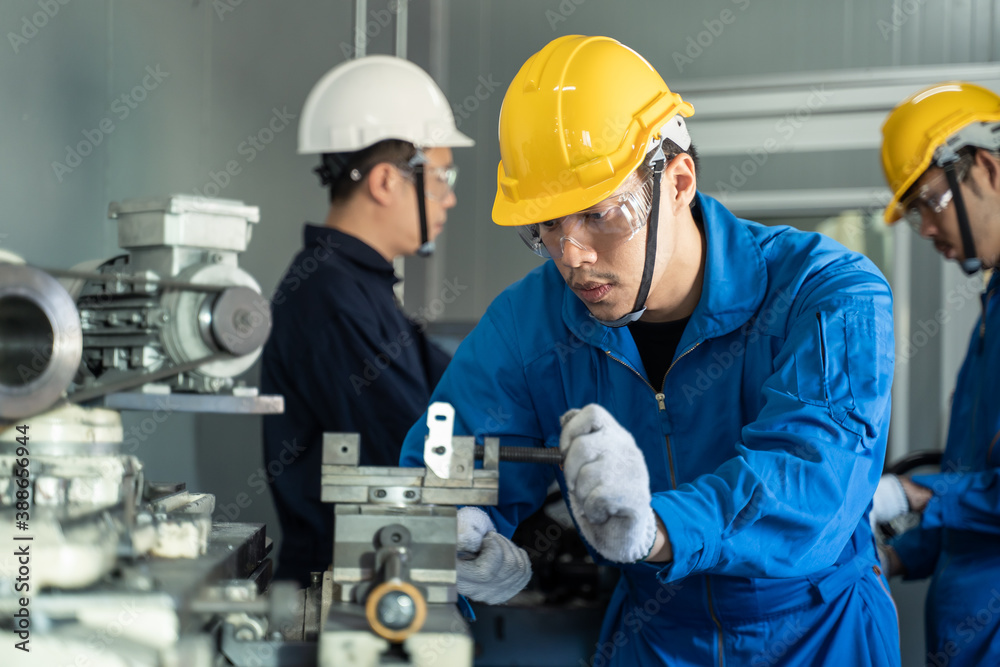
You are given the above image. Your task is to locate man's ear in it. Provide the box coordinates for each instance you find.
[367,162,401,206]
[664,153,697,213]
[976,148,1000,195]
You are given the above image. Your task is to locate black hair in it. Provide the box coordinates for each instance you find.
[315,139,418,203]
[635,139,700,182]
[901,146,979,203]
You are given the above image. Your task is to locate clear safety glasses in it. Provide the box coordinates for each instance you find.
[897,158,971,233]
[399,164,458,202]
[898,175,955,234]
[517,180,653,259]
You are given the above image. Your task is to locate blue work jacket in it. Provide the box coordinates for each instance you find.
[401,193,899,665]
[894,270,1000,667]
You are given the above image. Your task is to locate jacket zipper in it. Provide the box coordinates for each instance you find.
[973,287,995,460]
[604,343,701,489]
[979,287,993,353]
[705,577,725,667]
[607,343,724,665]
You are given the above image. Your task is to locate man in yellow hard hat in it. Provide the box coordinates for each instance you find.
[401,36,899,664]
[879,82,1000,667]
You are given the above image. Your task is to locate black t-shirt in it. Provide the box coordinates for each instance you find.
[627,316,691,390]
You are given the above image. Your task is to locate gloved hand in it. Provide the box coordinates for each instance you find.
[559,404,657,563]
[869,474,909,530]
[454,507,531,605]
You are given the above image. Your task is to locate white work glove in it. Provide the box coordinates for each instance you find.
[455,507,531,605]
[869,474,909,531]
[559,404,657,564]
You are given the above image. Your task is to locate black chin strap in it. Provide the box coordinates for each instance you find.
[632,154,666,314]
[591,148,667,328]
[413,161,434,257]
[943,160,982,275]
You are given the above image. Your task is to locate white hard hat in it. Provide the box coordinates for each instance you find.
[298,55,474,154]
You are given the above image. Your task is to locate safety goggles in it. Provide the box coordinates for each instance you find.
[897,157,972,233]
[517,180,653,259]
[897,174,953,233]
[399,164,458,202]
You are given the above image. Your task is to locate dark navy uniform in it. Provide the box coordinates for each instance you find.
[262,224,450,586]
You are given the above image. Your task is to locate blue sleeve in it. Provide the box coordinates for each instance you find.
[399,302,555,538]
[651,268,894,580]
[911,469,1000,535]
[891,525,942,580]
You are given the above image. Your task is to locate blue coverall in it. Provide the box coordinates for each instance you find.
[400,193,901,666]
[893,270,1000,667]
[263,224,449,586]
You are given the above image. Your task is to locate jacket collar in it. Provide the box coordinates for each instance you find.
[562,192,767,353]
[304,224,397,279]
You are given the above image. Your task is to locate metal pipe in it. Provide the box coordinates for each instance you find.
[0,263,82,420]
[394,0,408,59]
[353,0,368,59]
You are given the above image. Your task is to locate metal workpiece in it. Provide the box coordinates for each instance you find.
[320,431,500,507]
[330,505,458,604]
[0,262,83,420]
[318,404,491,664]
[424,402,464,480]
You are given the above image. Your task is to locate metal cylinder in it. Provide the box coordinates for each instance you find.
[0,263,82,420]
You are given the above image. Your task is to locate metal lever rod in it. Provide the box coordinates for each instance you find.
[474,445,563,466]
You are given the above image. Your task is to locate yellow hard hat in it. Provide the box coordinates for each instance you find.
[492,35,694,227]
[881,81,1000,223]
